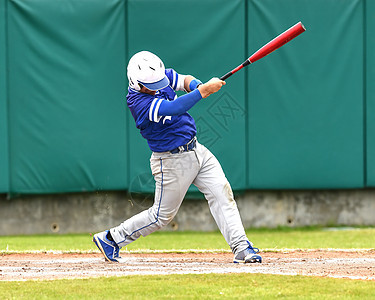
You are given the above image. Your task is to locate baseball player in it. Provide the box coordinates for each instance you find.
[93,51,262,264]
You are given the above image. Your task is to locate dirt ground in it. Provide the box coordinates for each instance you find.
[1,250,374,281]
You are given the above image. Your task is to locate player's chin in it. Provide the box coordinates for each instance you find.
[146,90,157,96]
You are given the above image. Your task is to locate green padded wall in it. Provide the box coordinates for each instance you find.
[248,0,364,189]
[1,0,374,194]
[0,0,9,193]
[127,0,247,192]
[7,0,128,193]
[366,0,375,186]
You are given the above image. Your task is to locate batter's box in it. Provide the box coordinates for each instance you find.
[195,117,221,148]
[208,92,246,131]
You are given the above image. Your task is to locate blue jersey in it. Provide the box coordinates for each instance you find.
[127,68,197,152]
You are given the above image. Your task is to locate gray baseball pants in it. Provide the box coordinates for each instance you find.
[110,141,250,254]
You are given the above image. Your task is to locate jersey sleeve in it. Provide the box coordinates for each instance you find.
[158,89,202,116]
[165,68,186,91]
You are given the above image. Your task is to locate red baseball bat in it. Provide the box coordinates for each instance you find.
[220,22,306,81]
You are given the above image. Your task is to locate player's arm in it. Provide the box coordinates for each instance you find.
[157,78,225,116]
[167,69,202,93]
[184,75,202,93]
[197,78,226,98]
[184,75,226,97]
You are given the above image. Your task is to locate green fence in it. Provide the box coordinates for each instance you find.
[248,0,364,188]
[7,0,128,193]
[0,0,373,194]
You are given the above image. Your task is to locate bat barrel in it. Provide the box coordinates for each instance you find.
[219,21,306,81]
[249,22,306,63]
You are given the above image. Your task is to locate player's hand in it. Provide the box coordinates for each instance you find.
[198,78,226,98]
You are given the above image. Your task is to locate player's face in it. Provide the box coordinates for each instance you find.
[139,85,157,96]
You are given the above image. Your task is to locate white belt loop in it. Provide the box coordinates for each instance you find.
[186,136,195,147]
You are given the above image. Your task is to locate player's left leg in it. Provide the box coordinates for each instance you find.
[192,141,262,263]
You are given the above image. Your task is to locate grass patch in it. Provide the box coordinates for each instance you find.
[0,227,374,253]
[1,273,374,299]
[1,227,374,299]
[246,226,375,250]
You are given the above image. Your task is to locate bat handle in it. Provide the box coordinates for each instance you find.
[220,60,250,81]
[220,72,233,81]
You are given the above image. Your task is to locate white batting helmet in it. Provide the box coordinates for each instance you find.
[127,51,169,91]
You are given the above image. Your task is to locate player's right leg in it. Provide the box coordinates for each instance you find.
[93,151,199,261]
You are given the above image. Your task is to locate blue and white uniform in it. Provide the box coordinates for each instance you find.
[110,68,256,259]
[93,51,262,264]
[127,69,197,152]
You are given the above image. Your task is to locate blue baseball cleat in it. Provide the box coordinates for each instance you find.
[93,230,121,262]
[233,241,262,263]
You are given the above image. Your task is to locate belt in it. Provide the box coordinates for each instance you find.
[170,137,197,154]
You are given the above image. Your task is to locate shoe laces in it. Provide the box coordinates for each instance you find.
[249,247,260,254]
[246,241,260,254]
